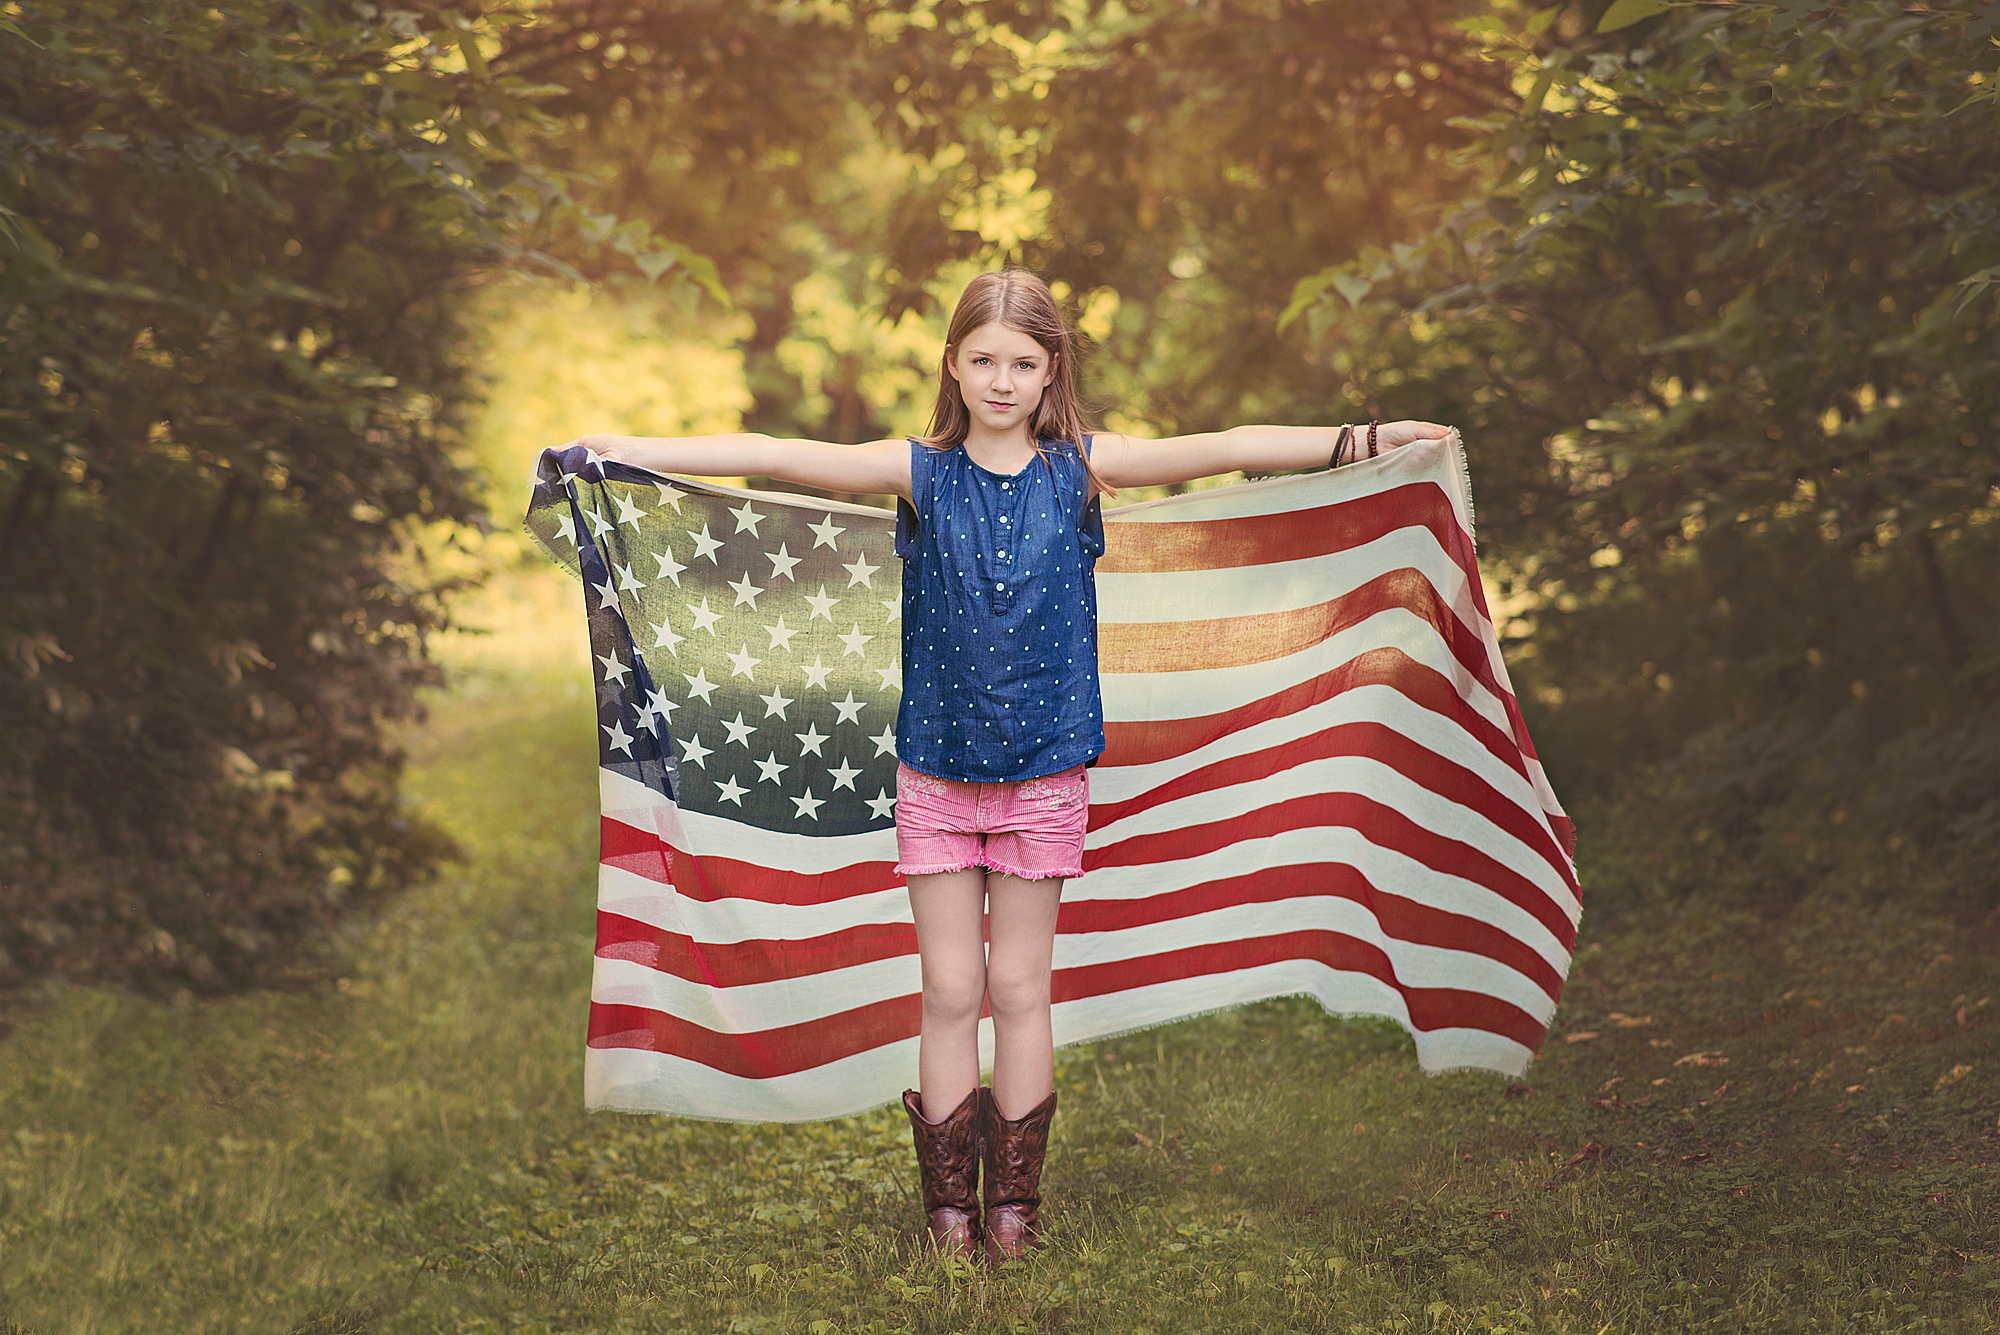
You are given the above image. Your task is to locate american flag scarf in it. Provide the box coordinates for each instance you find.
[525,432,1577,1122]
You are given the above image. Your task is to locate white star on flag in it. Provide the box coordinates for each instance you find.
[766,544,801,581]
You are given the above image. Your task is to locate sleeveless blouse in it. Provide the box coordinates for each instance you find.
[893,436,1106,782]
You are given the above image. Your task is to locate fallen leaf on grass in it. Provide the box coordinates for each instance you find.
[1565,1031,1602,1044]
[1937,1064,1973,1088]
[1504,1085,1537,1099]
[1712,1080,1730,1098]
[1727,1184,1752,1197]
[1566,1141,1611,1167]
[1845,1084,1865,1093]
[1132,1132,1154,1148]
[1211,1163,1225,1176]
[1674,1051,1729,1068]
[1608,1012,1653,1028]
[1488,1208,1514,1221]
[1924,1192,1947,1204]
[1679,1151,1713,1164]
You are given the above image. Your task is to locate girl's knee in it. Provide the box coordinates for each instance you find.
[985,968,1052,1023]
[922,973,987,1026]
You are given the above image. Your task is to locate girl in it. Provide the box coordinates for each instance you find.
[570,268,1449,1265]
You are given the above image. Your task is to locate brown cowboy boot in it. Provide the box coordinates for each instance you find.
[981,1087,1057,1265]
[901,1087,982,1258]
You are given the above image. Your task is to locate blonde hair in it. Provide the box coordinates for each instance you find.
[923,269,1113,495]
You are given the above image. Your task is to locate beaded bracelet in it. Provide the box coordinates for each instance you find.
[1367,419,1380,458]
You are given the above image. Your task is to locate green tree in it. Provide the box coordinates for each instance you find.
[0,0,713,994]
[1284,0,2000,908]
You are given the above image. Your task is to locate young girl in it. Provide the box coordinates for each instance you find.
[570,268,1449,1264]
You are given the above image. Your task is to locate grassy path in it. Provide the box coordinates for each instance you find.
[2,587,1997,1332]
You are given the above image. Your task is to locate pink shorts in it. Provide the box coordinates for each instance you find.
[893,762,1089,882]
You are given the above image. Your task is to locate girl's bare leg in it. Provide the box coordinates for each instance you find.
[984,872,1063,1119]
[906,868,989,1122]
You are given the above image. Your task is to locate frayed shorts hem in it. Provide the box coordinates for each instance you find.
[896,857,1083,883]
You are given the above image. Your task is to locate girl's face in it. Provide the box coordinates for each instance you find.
[947,322,1055,439]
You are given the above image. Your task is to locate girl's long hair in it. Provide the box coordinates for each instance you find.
[922,269,1115,496]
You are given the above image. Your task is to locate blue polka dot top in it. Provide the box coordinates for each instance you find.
[893,436,1106,782]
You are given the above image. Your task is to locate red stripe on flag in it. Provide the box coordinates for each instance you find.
[595,911,917,984]
[1101,568,1474,674]
[1099,483,1474,577]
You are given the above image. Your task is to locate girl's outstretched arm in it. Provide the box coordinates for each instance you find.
[564,432,915,502]
[1092,420,1451,492]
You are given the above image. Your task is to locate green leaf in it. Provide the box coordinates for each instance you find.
[635,248,679,284]
[1523,65,1559,116]
[1527,6,1562,36]
[1597,0,1680,33]
[1331,270,1374,309]
[454,30,488,81]
[1278,270,1336,333]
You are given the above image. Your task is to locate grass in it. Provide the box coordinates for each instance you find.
[2,567,1997,1334]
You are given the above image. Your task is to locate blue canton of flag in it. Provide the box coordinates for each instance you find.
[526,446,903,837]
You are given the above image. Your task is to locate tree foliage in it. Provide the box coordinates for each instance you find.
[0,0,713,993]
[1284,1,2000,908]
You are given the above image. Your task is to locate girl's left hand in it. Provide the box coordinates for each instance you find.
[1376,421,1453,450]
